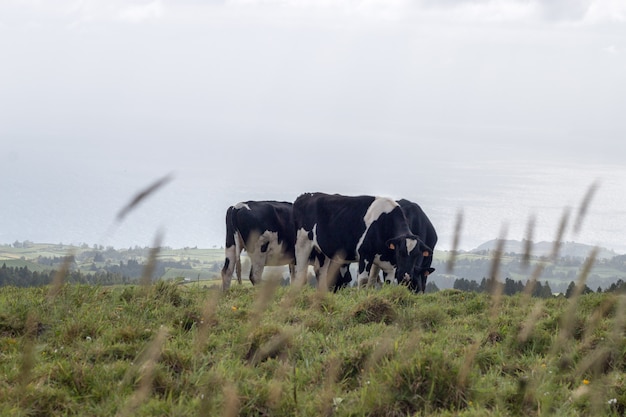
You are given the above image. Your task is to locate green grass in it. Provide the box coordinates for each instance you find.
[1,282,626,416]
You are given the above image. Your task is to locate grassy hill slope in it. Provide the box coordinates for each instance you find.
[1,281,625,416]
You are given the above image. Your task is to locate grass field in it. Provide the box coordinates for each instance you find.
[1,276,625,416]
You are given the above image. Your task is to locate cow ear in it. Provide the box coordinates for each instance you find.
[388,242,396,250]
[420,241,433,257]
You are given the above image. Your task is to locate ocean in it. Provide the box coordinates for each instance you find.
[2,159,625,255]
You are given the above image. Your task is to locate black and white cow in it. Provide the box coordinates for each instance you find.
[293,192,432,288]
[397,199,438,293]
[221,201,296,290]
[377,199,438,293]
[220,200,351,291]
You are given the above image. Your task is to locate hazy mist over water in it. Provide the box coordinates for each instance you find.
[2,155,625,255]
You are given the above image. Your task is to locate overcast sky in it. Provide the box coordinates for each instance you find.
[1,0,626,252]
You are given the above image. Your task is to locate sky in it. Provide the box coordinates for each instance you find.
[1,0,626,253]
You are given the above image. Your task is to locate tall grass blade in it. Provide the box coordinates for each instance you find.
[447,209,463,273]
[517,301,545,343]
[549,207,570,261]
[17,314,38,393]
[46,251,74,301]
[573,180,600,235]
[249,272,282,330]
[318,357,340,417]
[319,252,346,293]
[140,231,163,288]
[117,326,169,417]
[487,224,507,293]
[522,214,535,268]
[194,288,220,355]
[552,247,598,355]
[116,173,174,222]
[222,381,240,417]
[460,226,506,389]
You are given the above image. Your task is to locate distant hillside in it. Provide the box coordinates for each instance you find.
[0,242,225,282]
[473,239,619,260]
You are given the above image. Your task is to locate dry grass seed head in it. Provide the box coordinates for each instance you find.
[573,180,600,235]
[446,209,463,274]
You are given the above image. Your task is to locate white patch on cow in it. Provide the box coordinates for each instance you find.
[260,230,291,266]
[373,254,395,276]
[295,228,312,253]
[234,202,251,210]
[240,229,294,284]
[356,197,399,254]
[363,197,398,228]
[312,224,320,250]
[406,238,418,254]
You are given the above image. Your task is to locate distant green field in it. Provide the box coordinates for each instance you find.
[0,244,226,277]
[159,248,225,264]
[0,259,50,273]
[2,244,625,291]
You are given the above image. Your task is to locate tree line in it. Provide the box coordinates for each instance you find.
[0,263,133,287]
[5,262,626,296]
[35,256,195,279]
[449,276,626,297]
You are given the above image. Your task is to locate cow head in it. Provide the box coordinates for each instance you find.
[386,235,432,287]
[409,266,436,293]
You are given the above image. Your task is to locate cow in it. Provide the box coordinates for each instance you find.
[331,199,437,292]
[396,199,438,293]
[221,201,296,290]
[292,192,432,289]
[220,200,351,291]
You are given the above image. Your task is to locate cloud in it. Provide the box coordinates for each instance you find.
[118,0,163,22]
[2,0,626,29]
[604,44,619,54]
[586,0,626,22]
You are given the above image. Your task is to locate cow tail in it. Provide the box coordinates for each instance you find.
[224,206,236,249]
[228,206,243,284]
[221,206,238,289]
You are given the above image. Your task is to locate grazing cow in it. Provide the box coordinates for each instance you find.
[220,200,351,291]
[221,201,296,290]
[397,199,438,293]
[293,192,432,288]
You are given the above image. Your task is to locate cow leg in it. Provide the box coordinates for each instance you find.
[295,228,314,286]
[316,256,333,290]
[221,243,237,291]
[357,259,370,287]
[367,264,381,288]
[248,252,266,285]
[288,263,296,284]
[312,259,322,283]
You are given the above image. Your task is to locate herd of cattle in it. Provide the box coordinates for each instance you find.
[220,192,438,294]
